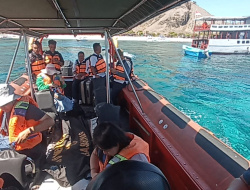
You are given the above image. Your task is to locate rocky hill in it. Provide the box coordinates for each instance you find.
[131,1,212,36]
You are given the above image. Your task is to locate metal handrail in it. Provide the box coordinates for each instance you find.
[22,31,35,99]
[5,35,22,84]
[104,30,111,103]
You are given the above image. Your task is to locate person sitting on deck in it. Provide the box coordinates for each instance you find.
[43,40,64,73]
[89,43,106,90]
[110,49,133,105]
[28,41,46,81]
[90,122,150,179]
[0,83,54,163]
[36,64,66,93]
[72,51,89,104]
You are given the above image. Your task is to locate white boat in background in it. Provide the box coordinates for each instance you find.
[192,16,250,54]
[76,36,87,42]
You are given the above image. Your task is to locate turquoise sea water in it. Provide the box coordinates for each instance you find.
[0,38,249,160]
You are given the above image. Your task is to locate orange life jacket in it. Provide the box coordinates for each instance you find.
[44,51,62,72]
[8,96,42,151]
[90,54,106,74]
[75,60,88,76]
[31,60,46,76]
[113,59,132,81]
[99,133,150,172]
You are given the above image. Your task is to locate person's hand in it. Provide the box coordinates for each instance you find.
[15,128,31,144]
[95,75,100,78]
[76,73,83,79]
[110,68,117,74]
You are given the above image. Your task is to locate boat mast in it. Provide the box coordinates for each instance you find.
[22,31,35,99]
[107,32,144,113]
[5,35,22,84]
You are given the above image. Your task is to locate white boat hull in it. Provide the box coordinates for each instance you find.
[208,39,250,54]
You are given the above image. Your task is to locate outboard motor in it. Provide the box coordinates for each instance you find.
[86,160,171,190]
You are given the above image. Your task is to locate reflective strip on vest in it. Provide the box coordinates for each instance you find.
[15,102,29,110]
[108,154,128,165]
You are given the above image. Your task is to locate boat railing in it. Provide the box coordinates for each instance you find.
[210,24,250,31]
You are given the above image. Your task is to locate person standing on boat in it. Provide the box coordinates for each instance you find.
[0,83,54,162]
[36,64,66,93]
[110,49,133,105]
[28,41,46,81]
[90,122,150,179]
[89,43,106,90]
[43,40,64,73]
[72,51,89,104]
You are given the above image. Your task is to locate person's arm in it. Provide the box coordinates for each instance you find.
[90,148,101,178]
[15,113,55,144]
[59,53,64,66]
[90,56,99,78]
[36,76,50,91]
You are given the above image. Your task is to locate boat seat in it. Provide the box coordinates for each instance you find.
[95,103,120,125]
[0,150,29,189]
[86,160,170,190]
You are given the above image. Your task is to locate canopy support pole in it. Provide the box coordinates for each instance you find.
[23,31,35,99]
[5,35,22,84]
[104,30,110,103]
[107,33,144,113]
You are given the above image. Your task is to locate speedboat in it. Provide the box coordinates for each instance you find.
[0,0,249,190]
[183,45,212,58]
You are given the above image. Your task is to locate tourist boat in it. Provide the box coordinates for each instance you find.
[76,36,87,42]
[0,1,249,190]
[182,45,212,58]
[191,16,250,54]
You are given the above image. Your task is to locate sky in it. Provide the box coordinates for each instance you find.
[193,0,250,17]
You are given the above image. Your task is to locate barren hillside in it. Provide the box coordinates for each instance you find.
[131,1,212,36]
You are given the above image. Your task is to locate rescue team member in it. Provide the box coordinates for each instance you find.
[90,122,150,179]
[110,49,133,105]
[72,51,89,104]
[28,41,46,81]
[89,43,106,89]
[36,64,66,93]
[0,84,54,161]
[43,40,64,72]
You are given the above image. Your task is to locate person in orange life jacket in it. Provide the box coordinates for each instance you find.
[72,51,89,104]
[43,40,64,72]
[0,84,54,161]
[28,41,46,81]
[89,43,106,90]
[90,122,150,179]
[36,64,66,92]
[110,49,132,105]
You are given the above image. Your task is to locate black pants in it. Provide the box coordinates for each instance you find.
[111,82,126,105]
[72,79,83,102]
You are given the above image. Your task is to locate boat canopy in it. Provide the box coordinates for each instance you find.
[0,0,188,37]
[195,16,250,21]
